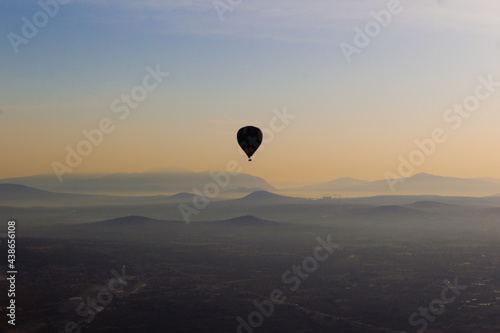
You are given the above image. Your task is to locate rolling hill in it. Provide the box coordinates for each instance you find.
[233,190,304,204]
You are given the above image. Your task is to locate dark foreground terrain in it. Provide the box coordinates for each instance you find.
[1,215,500,333]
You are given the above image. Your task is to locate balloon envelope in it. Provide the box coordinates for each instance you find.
[237,126,263,161]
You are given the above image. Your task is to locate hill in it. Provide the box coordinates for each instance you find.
[234,190,304,204]
[92,215,167,225]
[208,215,282,226]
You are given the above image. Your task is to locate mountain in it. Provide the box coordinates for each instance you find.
[92,215,170,226]
[0,170,275,195]
[475,177,500,184]
[286,173,500,196]
[343,173,500,195]
[222,187,265,193]
[0,183,53,199]
[4,171,500,199]
[144,166,192,173]
[40,214,287,245]
[233,190,304,204]
[0,183,198,207]
[168,192,197,200]
[89,215,280,227]
[0,174,102,193]
[296,177,368,191]
[0,183,95,206]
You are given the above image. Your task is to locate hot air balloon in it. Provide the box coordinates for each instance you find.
[237,126,263,161]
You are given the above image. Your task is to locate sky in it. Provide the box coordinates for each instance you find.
[1,0,500,185]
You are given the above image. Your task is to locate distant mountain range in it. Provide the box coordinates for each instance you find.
[4,182,500,229]
[2,171,500,199]
[0,169,275,195]
[291,173,500,196]
[0,183,301,208]
[296,177,369,191]
[0,183,199,207]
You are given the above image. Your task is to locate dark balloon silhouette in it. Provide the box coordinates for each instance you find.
[237,126,263,161]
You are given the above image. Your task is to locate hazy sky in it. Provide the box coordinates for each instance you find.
[1,0,500,184]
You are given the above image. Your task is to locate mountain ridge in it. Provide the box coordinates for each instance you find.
[0,170,275,195]
[291,173,500,195]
